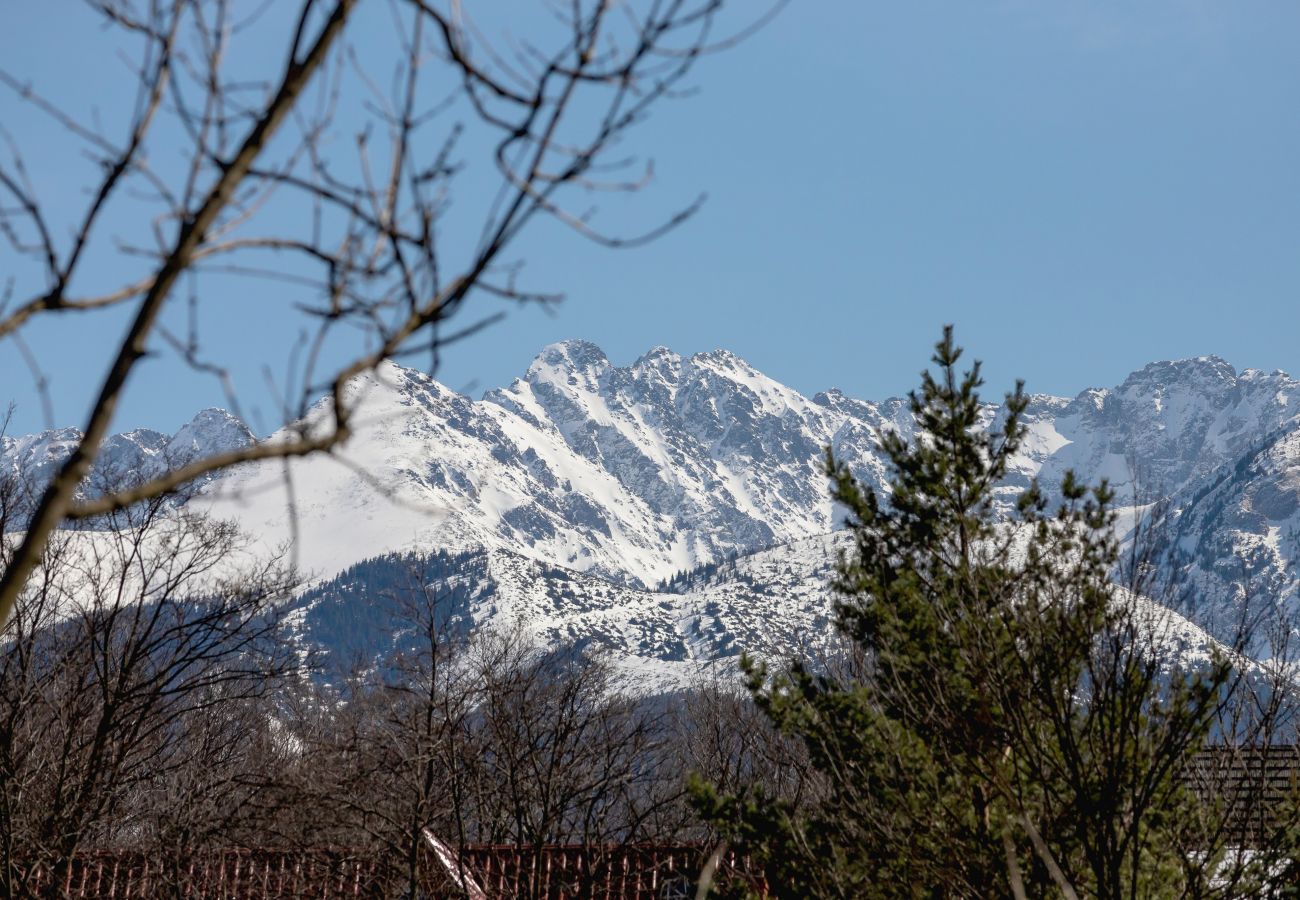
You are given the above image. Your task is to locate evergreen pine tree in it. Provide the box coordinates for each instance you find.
[693,328,1291,899]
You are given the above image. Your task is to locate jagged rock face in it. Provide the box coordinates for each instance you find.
[167,408,257,462]
[486,342,855,577]
[8,342,1300,665]
[198,344,937,588]
[1147,426,1300,646]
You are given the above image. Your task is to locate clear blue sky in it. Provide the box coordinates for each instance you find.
[4,2,1300,435]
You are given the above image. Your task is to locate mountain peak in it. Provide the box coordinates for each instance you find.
[528,339,611,379]
[1121,355,1237,388]
[690,347,749,369]
[169,408,255,461]
[633,345,682,368]
[9,339,1300,671]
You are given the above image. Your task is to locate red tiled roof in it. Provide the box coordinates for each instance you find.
[18,844,764,899]
[468,844,757,899]
[21,849,389,899]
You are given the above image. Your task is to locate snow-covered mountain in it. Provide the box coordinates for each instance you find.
[1,407,254,503]
[1013,357,1300,507]
[195,342,917,588]
[1144,424,1300,645]
[7,341,1300,670]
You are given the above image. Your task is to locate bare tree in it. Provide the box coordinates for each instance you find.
[294,554,694,898]
[474,636,683,827]
[296,560,481,897]
[675,670,820,837]
[0,474,298,897]
[0,0,780,623]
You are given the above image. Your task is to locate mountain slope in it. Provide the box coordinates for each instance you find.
[292,533,1235,689]
[1146,424,1300,647]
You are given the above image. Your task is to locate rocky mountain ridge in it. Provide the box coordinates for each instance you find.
[6,341,1300,669]
[1,407,254,501]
